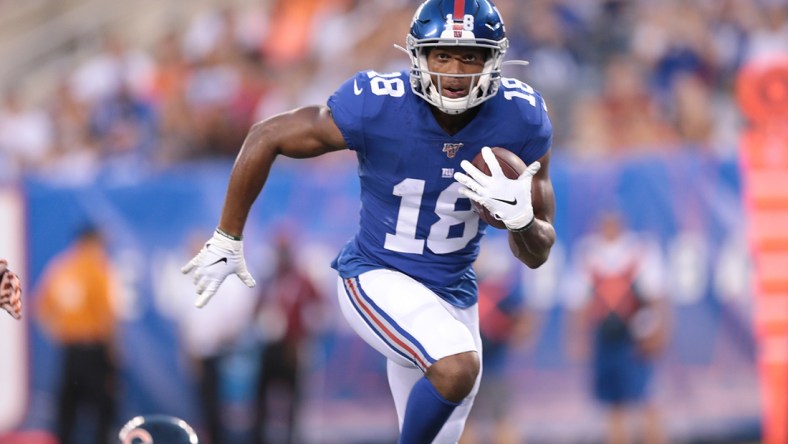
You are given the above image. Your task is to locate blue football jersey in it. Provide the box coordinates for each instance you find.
[328,70,552,308]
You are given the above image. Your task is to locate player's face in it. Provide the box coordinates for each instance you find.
[426,47,487,99]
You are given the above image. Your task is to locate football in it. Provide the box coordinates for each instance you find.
[469,147,527,229]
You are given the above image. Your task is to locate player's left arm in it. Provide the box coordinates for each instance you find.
[507,150,556,268]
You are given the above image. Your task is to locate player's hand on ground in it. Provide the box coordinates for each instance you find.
[0,260,22,320]
[454,146,540,230]
[180,230,256,308]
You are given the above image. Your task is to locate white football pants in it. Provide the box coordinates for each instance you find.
[337,269,482,443]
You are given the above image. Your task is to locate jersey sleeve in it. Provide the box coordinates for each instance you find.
[521,92,553,164]
[327,72,368,155]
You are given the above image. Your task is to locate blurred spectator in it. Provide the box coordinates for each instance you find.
[44,79,101,182]
[631,2,720,102]
[149,30,198,165]
[262,0,329,67]
[583,0,636,65]
[184,45,248,158]
[68,32,154,106]
[566,212,670,444]
[568,94,611,157]
[567,53,679,156]
[669,73,715,148]
[745,0,788,62]
[34,225,120,444]
[0,89,54,179]
[183,5,265,63]
[597,55,677,152]
[89,81,158,174]
[251,231,326,444]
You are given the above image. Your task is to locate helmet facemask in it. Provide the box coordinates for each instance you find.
[405,33,508,115]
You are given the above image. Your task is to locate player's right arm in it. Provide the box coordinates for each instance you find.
[182,105,347,307]
[219,105,346,237]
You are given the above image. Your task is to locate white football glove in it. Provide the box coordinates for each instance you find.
[181,229,256,308]
[454,146,541,230]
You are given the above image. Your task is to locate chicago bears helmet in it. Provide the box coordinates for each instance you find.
[118,415,199,444]
[406,0,509,114]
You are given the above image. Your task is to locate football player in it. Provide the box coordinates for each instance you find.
[0,259,22,320]
[182,0,556,442]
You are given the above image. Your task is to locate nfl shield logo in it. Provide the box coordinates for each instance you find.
[442,143,463,158]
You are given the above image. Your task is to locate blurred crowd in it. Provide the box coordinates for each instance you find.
[1,0,787,182]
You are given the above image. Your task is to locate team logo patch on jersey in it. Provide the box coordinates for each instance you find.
[442,142,463,158]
